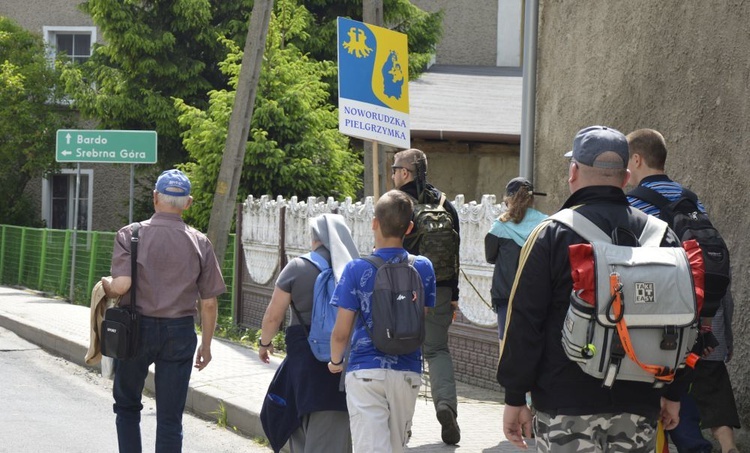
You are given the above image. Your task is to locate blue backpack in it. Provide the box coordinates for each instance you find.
[296,252,337,362]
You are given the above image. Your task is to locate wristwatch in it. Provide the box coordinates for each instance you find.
[258,338,272,348]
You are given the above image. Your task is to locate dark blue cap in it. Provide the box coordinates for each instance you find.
[505,177,546,196]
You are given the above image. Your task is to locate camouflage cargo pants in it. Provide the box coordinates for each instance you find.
[533,411,657,452]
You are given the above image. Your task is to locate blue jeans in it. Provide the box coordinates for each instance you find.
[113,315,197,453]
[495,299,509,340]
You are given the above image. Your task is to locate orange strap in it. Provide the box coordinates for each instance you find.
[685,352,700,369]
[610,273,676,382]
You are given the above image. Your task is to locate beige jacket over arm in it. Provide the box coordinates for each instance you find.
[84,277,120,365]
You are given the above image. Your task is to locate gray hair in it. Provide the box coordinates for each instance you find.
[155,192,190,209]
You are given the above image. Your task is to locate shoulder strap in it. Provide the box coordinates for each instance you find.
[417,186,441,205]
[300,251,330,272]
[290,252,330,334]
[363,253,413,267]
[289,300,308,334]
[548,209,611,243]
[549,209,667,247]
[437,192,446,208]
[630,185,701,211]
[680,187,700,205]
[362,255,386,269]
[129,223,140,312]
[628,185,671,209]
[638,216,668,247]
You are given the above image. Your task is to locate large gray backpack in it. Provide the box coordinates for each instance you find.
[361,255,425,355]
[551,209,701,388]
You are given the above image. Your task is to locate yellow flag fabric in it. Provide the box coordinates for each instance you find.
[656,420,670,453]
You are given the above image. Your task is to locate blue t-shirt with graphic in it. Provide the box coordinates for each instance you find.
[331,247,436,374]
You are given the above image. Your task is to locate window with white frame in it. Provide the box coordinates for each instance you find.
[43,26,97,64]
[41,170,93,231]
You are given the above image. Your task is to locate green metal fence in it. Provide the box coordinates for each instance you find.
[0,224,235,317]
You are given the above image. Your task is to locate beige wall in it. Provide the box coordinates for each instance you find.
[411,0,499,66]
[533,1,750,444]
[0,0,95,34]
[393,140,520,203]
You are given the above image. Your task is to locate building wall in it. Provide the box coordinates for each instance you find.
[411,0,500,66]
[532,1,750,445]
[23,163,134,231]
[0,0,95,34]
[4,0,139,232]
[496,0,523,67]
[392,140,520,203]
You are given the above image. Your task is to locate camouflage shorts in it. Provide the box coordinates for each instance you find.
[533,411,657,453]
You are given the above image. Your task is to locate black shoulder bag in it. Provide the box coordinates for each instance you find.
[101,223,141,360]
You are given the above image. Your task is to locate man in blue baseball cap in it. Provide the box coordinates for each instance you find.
[155,169,191,197]
[102,168,225,452]
[564,125,631,169]
[497,126,687,452]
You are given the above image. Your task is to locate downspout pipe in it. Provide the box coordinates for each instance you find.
[519,0,539,181]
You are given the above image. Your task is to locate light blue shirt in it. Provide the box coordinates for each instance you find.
[487,207,548,247]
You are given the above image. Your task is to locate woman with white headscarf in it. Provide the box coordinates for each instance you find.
[258,213,359,453]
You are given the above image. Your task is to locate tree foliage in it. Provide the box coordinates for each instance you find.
[176,0,362,231]
[59,0,441,226]
[301,0,443,79]
[60,0,441,166]
[60,0,252,166]
[0,17,74,226]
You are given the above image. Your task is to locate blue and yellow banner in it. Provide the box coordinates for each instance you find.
[337,17,410,148]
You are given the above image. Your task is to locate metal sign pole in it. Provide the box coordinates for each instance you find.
[372,140,380,201]
[68,163,81,303]
[129,164,135,224]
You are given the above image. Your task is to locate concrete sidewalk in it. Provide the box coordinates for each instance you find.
[0,285,520,452]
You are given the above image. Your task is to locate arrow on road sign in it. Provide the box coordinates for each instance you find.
[56,129,157,163]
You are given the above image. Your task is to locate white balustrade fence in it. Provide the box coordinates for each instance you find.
[241,194,507,327]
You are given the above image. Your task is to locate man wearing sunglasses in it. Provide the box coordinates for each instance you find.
[391,148,462,445]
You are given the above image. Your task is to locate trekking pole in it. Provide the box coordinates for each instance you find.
[459,267,494,310]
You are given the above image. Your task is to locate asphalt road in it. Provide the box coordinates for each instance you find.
[0,326,271,453]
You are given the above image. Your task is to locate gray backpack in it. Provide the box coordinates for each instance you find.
[361,255,425,355]
[551,209,700,388]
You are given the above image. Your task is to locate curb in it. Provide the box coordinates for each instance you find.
[0,309,270,448]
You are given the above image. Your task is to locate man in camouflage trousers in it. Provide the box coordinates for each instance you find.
[535,413,659,452]
[497,126,686,452]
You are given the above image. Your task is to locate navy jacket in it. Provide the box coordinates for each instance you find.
[261,325,347,452]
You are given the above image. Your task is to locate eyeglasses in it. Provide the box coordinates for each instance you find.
[391,166,412,175]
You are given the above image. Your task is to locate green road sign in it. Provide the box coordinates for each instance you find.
[56,129,157,163]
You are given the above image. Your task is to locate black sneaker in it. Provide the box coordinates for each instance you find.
[436,404,461,445]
